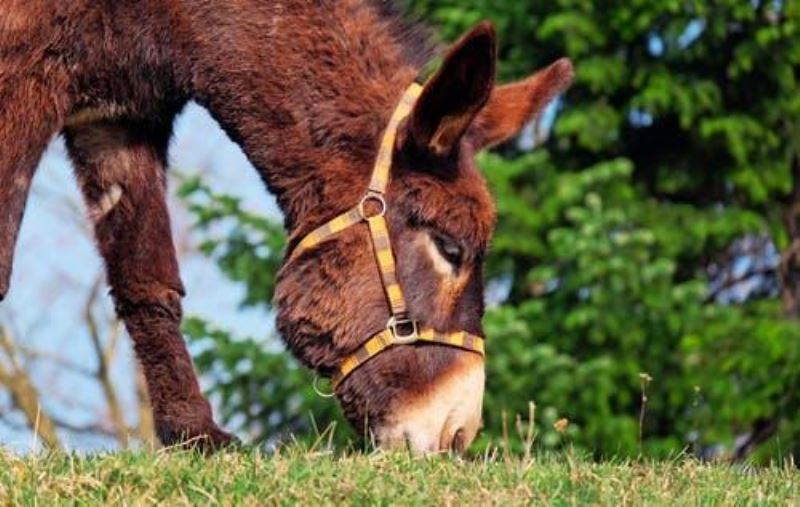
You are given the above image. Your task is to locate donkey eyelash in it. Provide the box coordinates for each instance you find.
[432,234,464,267]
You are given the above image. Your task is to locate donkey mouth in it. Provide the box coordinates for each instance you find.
[375,353,485,454]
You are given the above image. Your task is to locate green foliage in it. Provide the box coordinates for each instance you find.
[180,0,800,460]
[406,0,800,460]
[177,177,285,308]
[178,177,350,445]
[183,317,350,444]
[477,152,800,458]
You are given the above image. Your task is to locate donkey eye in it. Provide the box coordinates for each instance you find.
[432,234,463,267]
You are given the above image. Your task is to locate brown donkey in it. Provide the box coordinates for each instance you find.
[0,1,573,452]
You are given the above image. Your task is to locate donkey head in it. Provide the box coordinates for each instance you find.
[275,22,573,453]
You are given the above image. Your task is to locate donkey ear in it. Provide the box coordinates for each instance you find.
[405,21,497,158]
[468,58,574,151]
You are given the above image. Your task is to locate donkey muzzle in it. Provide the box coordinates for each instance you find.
[376,353,484,454]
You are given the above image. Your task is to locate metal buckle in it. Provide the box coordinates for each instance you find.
[358,191,387,220]
[387,316,419,345]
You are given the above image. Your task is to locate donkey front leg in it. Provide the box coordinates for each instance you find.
[64,121,234,451]
[0,77,70,300]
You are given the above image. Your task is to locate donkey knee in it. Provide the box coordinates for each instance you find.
[111,283,185,324]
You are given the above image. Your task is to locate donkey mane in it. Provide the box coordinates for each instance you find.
[178,0,438,235]
[367,0,436,70]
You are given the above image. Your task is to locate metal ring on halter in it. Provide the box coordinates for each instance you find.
[313,375,336,398]
[358,191,387,220]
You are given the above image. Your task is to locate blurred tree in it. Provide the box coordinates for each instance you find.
[181,0,800,460]
[409,0,800,460]
[0,274,156,450]
[178,179,350,446]
[0,156,158,450]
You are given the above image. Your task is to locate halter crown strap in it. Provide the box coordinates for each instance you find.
[287,83,422,262]
[367,83,423,194]
[286,83,485,389]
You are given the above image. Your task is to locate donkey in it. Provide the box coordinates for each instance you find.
[0,0,573,452]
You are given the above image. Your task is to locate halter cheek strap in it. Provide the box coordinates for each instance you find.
[287,83,486,389]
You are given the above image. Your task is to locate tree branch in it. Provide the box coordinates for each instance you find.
[15,345,97,378]
[780,152,800,318]
[704,266,777,304]
[735,138,800,462]
[0,325,61,450]
[84,276,130,447]
[135,363,156,446]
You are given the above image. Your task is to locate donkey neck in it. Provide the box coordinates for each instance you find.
[180,0,431,232]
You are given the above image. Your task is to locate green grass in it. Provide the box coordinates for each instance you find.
[0,446,797,506]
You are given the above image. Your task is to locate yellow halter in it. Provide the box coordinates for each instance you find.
[287,83,485,389]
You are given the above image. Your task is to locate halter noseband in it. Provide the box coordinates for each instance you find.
[286,83,485,389]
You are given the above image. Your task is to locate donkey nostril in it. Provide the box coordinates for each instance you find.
[450,428,466,453]
[403,430,414,452]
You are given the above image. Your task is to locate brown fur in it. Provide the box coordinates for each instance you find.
[0,0,572,449]
[469,58,575,149]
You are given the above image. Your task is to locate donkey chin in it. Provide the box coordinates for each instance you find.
[374,353,485,454]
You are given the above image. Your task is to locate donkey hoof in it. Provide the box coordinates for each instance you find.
[195,427,240,454]
[156,420,239,453]
[201,425,240,452]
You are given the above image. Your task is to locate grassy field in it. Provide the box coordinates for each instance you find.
[0,446,797,506]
